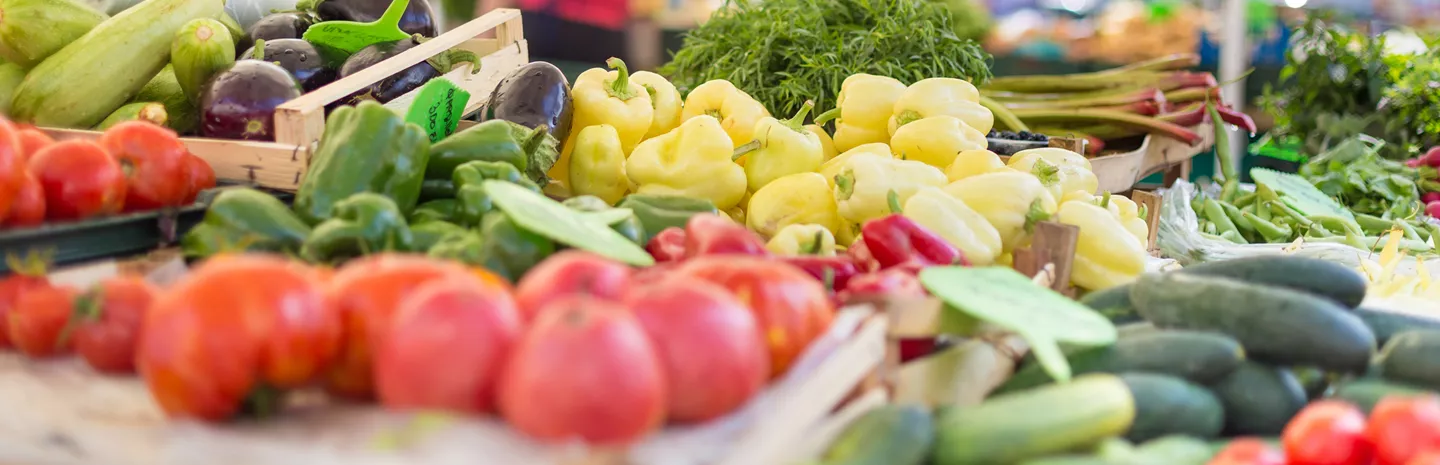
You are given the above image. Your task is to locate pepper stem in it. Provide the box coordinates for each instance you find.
[894,110,924,128]
[784,100,815,131]
[813,108,841,126]
[1023,198,1051,234]
[4,249,53,277]
[1030,159,1060,186]
[887,190,903,214]
[834,172,855,201]
[1099,191,1112,209]
[56,289,104,350]
[803,230,825,255]
[604,57,639,101]
[252,39,266,61]
[732,140,762,161]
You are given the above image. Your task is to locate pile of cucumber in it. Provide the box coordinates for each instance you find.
[816,255,1440,465]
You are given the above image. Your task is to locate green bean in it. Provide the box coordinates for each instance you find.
[1256,200,1273,222]
[1190,196,1205,215]
[1354,213,1396,234]
[1306,223,1334,238]
[1308,235,1434,253]
[1232,193,1258,209]
[1308,215,1365,237]
[1220,201,1255,234]
[1204,199,1240,236]
[1414,223,1431,241]
[1268,201,1312,226]
[1203,221,1217,235]
[1396,219,1423,242]
[1255,182,1281,203]
[1220,230,1248,244]
[1242,211,1293,243]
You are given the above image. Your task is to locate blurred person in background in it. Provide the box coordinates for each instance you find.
[479,0,630,64]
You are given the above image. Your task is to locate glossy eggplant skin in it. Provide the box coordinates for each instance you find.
[315,0,437,37]
[486,62,574,143]
[242,39,339,92]
[200,60,304,141]
[336,38,434,105]
[237,13,317,55]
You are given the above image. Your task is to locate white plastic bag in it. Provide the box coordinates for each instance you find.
[224,0,302,30]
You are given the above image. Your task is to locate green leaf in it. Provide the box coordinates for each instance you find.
[483,181,655,266]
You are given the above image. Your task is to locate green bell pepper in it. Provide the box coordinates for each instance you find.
[411,220,468,252]
[300,193,415,264]
[181,188,312,258]
[454,160,540,228]
[427,214,555,282]
[410,199,459,224]
[419,179,457,203]
[616,193,720,242]
[562,195,646,245]
[293,101,432,224]
[426,119,559,186]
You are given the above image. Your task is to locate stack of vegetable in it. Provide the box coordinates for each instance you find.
[1301,137,1440,220]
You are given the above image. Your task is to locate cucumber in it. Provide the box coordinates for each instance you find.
[1329,378,1433,414]
[1119,373,1225,443]
[822,405,933,465]
[96,102,167,130]
[1116,322,1158,338]
[215,11,245,45]
[171,18,235,105]
[1131,272,1376,373]
[1016,456,1112,465]
[1354,307,1440,346]
[0,62,23,114]
[1209,361,1307,435]
[1081,284,1140,323]
[0,0,108,67]
[1289,366,1331,400]
[1135,436,1215,465]
[1376,330,1440,390]
[133,66,198,134]
[1177,255,1367,308]
[9,0,224,128]
[998,330,1245,393]
[932,374,1135,465]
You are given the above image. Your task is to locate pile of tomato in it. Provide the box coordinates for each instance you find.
[0,118,216,228]
[1211,396,1440,465]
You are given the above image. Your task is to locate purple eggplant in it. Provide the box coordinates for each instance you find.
[302,0,437,37]
[199,60,304,141]
[237,12,318,55]
[336,35,477,106]
[241,39,339,92]
[487,62,574,143]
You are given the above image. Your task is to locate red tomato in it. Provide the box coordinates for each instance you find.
[1366,395,1440,465]
[1284,400,1374,465]
[0,270,50,347]
[100,121,191,211]
[1208,438,1286,465]
[181,153,215,205]
[677,255,835,377]
[72,276,158,374]
[0,118,25,221]
[16,128,54,161]
[499,295,666,445]
[514,250,632,323]
[2,171,45,227]
[28,140,126,220]
[139,255,339,420]
[9,285,78,357]
[324,254,477,399]
[1408,450,1440,465]
[375,277,521,413]
[627,276,768,423]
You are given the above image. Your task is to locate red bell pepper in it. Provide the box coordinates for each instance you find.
[778,255,859,293]
[860,215,966,271]
[847,238,879,273]
[646,227,688,263]
[839,268,926,301]
[684,213,768,258]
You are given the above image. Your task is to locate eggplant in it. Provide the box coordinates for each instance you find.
[337,36,477,106]
[486,62,574,143]
[241,39,338,92]
[237,12,317,55]
[306,0,437,37]
[200,60,304,141]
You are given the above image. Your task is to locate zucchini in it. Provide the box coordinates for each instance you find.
[9,0,224,128]
[1119,373,1225,443]
[998,330,1245,393]
[1116,322,1158,338]
[822,405,934,465]
[1131,272,1376,373]
[1209,361,1307,435]
[1354,307,1440,346]
[0,0,108,67]
[1135,436,1215,465]
[1081,284,1140,324]
[0,62,23,115]
[1177,255,1367,308]
[96,102,166,130]
[932,374,1135,465]
[1376,330,1440,390]
[133,66,198,134]
[1329,378,1434,414]
[171,18,235,105]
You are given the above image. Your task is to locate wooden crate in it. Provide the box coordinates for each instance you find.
[1090,122,1216,194]
[40,9,530,192]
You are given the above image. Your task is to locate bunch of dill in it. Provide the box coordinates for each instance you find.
[659,0,993,118]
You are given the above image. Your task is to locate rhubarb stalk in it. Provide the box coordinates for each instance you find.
[1011,108,1203,145]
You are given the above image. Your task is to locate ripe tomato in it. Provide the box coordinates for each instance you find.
[28,140,126,220]
[9,285,78,357]
[16,127,54,161]
[1284,400,1374,465]
[1366,395,1440,465]
[324,254,477,399]
[0,118,25,221]
[138,255,338,421]
[1208,438,1286,465]
[180,153,215,205]
[72,276,158,374]
[1408,450,1440,465]
[99,121,191,211]
[627,276,768,423]
[499,296,666,444]
[2,172,45,227]
[0,269,49,347]
[676,255,835,377]
[375,277,521,413]
[514,250,632,323]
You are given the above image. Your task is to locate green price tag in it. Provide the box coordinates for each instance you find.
[403,78,470,142]
[1249,168,1355,220]
[301,0,412,55]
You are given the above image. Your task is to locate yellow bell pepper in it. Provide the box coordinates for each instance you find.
[747,172,843,239]
[626,115,747,210]
[765,224,838,256]
[945,149,1006,182]
[631,71,684,139]
[735,101,824,192]
[943,170,1059,252]
[1066,191,1150,247]
[1056,200,1146,291]
[1007,147,1100,200]
[808,125,839,161]
[832,153,947,225]
[903,187,1003,266]
[680,80,770,149]
[1060,190,1121,217]
[826,74,906,153]
[888,78,994,136]
[552,58,654,188]
[819,143,893,188]
[568,124,628,205]
[890,115,987,169]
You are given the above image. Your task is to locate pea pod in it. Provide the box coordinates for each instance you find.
[1202,199,1239,237]
[1219,201,1254,235]
[1220,230,1248,244]
[1354,213,1395,234]
[1242,211,1293,243]
[1232,192,1257,209]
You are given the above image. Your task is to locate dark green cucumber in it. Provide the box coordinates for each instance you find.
[1081,284,1140,324]
[1354,307,1440,346]
[822,405,934,465]
[998,330,1245,393]
[1289,366,1331,400]
[1131,272,1376,373]
[1209,361,1307,435]
[932,374,1136,465]
[1177,255,1367,308]
[1329,378,1434,414]
[1377,330,1440,390]
[1116,322,1158,338]
[1119,373,1225,442]
[1135,436,1215,465]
